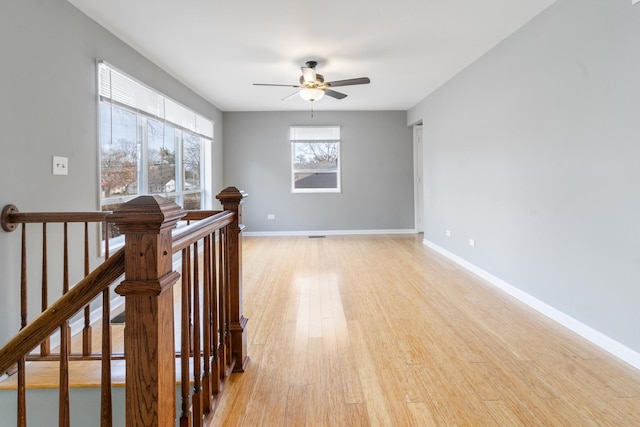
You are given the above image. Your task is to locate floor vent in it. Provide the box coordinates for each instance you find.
[111,311,126,324]
[308,235,326,238]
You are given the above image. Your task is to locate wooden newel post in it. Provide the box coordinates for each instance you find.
[111,196,185,427]
[216,187,249,372]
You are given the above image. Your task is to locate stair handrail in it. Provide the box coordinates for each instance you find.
[172,210,234,253]
[0,186,248,426]
[0,249,124,375]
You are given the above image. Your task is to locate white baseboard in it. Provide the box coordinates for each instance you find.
[244,229,416,237]
[422,239,640,370]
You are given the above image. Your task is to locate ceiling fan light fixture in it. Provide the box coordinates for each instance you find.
[299,87,325,102]
[253,61,370,104]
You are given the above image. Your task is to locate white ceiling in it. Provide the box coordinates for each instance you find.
[67,0,556,112]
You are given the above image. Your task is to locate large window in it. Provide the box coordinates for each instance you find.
[291,126,341,193]
[98,62,214,231]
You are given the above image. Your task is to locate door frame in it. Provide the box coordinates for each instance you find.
[413,125,424,233]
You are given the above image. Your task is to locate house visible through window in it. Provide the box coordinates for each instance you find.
[291,126,341,193]
[98,61,213,238]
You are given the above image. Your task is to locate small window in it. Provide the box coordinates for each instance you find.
[291,126,341,193]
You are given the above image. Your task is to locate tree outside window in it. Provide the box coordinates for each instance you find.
[291,126,341,193]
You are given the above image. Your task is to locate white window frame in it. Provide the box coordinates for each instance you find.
[97,61,214,212]
[290,126,341,193]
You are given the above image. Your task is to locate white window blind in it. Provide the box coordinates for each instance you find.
[290,126,340,142]
[98,61,214,139]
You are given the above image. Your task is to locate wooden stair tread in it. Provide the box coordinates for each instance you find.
[0,358,199,389]
[0,264,192,391]
[0,359,126,389]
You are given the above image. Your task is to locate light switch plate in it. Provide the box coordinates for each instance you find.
[53,156,68,175]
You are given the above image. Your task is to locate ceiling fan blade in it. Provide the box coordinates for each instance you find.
[324,89,347,100]
[301,66,316,84]
[253,83,300,87]
[281,91,300,101]
[325,77,371,87]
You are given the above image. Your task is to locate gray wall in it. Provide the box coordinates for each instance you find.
[0,0,223,346]
[223,111,414,233]
[408,0,640,352]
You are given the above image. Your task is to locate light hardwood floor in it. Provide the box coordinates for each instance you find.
[208,234,640,426]
[3,234,640,425]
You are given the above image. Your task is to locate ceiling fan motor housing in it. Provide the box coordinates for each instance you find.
[300,74,324,86]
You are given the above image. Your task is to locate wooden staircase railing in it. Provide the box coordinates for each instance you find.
[0,187,248,427]
[0,208,114,361]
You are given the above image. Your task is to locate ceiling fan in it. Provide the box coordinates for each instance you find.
[253,60,371,102]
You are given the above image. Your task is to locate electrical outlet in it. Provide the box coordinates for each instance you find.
[445,229,451,237]
[267,214,275,220]
[53,156,68,175]
[469,239,476,247]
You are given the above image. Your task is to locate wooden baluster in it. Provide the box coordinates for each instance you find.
[17,356,26,427]
[59,321,70,427]
[223,227,232,373]
[201,234,212,410]
[83,222,92,356]
[20,224,27,331]
[103,219,114,427]
[112,196,183,427]
[104,208,112,427]
[210,230,220,394]
[180,248,192,427]
[63,222,69,294]
[216,187,248,372]
[100,288,113,427]
[18,223,27,427]
[58,222,71,425]
[192,241,203,427]
[104,221,110,259]
[217,228,227,377]
[186,246,193,353]
[103,215,113,427]
[41,223,50,356]
[101,223,114,426]
[63,223,71,354]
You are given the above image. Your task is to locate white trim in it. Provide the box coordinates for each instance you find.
[413,125,424,233]
[422,239,640,370]
[244,229,416,237]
